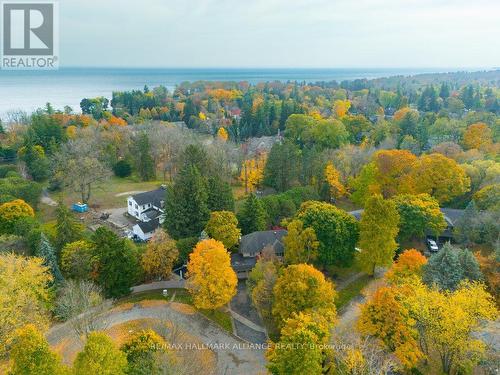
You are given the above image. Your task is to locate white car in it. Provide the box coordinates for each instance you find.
[427,239,439,252]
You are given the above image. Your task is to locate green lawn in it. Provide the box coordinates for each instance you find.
[117,288,233,333]
[335,274,371,310]
[52,176,167,210]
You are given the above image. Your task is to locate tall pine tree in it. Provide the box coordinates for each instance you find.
[207,176,234,212]
[54,203,83,253]
[237,194,267,235]
[38,233,64,284]
[164,165,209,239]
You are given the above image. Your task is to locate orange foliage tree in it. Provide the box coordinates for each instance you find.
[386,249,428,285]
[463,122,493,151]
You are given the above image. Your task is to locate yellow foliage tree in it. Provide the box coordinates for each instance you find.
[0,199,34,222]
[204,211,241,250]
[386,249,427,285]
[333,99,351,118]
[186,239,237,310]
[198,112,207,121]
[240,152,267,193]
[217,127,228,142]
[324,162,346,201]
[272,263,336,328]
[141,229,178,281]
[463,122,492,151]
[283,219,319,265]
[0,254,52,356]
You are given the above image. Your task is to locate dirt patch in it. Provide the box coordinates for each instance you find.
[115,190,146,197]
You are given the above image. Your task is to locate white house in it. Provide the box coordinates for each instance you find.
[128,187,166,241]
[127,187,166,222]
[132,218,160,241]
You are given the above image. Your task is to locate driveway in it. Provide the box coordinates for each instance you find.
[47,303,267,375]
[105,207,135,230]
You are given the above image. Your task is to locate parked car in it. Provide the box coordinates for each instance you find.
[426,238,439,252]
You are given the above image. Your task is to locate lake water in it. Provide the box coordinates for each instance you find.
[0,67,455,118]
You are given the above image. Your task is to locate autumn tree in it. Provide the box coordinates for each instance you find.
[463,122,492,150]
[216,127,228,142]
[386,249,427,285]
[186,239,237,310]
[121,329,172,375]
[9,324,67,375]
[272,263,336,328]
[358,195,400,275]
[408,153,470,204]
[141,229,178,281]
[205,211,241,250]
[357,286,423,368]
[296,201,359,266]
[60,240,94,280]
[267,311,334,375]
[0,199,35,234]
[0,254,52,356]
[283,219,319,265]
[91,227,139,298]
[240,152,266,193]
[54,203,83,252]
[423,243,482,291]
[392,193,446,242]
[164,164,209,239]
[323,162,346,202]
[333,99,351,118]
[73,332,128,375]
[237,194,267,235]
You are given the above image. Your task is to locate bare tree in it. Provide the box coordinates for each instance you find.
[55,279,112,337]
[53,138,111,204]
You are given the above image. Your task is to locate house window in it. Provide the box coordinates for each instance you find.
[128,201,132,206]
[135,204,138,209]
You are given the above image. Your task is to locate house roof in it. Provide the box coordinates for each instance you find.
[137,218,160,234]
[131,188,166,207]
[239,230,287,257]
[143,208,161,220]
[230,253,257,272]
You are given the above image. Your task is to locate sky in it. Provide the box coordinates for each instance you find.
[60,0,500,68]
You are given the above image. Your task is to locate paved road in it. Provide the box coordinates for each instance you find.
[47,303,267,375]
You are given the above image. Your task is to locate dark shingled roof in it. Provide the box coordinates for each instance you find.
[230,253,257,273]
[137,218,160,234]
[131,188,166,207]
[239,230,287,257]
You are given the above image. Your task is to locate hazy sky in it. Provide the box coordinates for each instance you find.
[60,0,500,68]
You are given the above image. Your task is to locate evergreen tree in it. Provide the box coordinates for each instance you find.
[454,200,480,246]
[38,233,64,284]
[237,194,267,235]
[91,227,138,298]
[207,175,234,212]
[164,165,209,239]
[423,243,482,291]
[263,141,301,192]
[54,203,83,252]
[133,132,155,181]
[439,82,450,99]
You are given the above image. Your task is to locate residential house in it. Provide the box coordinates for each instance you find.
[231,229,287,279]
[128,187,166,241]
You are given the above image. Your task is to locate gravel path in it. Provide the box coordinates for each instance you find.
[47,303,266,374]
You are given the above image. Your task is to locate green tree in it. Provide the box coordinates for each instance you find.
[38,233,64,284]
[423,243,482,291]
[358,195,400,275]
[207,175,234,212]
[132,132,155,181]
[237,194,267,235]
[73,332,127,375]
[113,160,132,178]
[283,219,319,265]
[54,203,83,252]
[164,165,209,239]
[263,141,301,192]
[9,324,67,375]
[296,201,359,266]
[91,227,138,298]
[392,194,446,242]
[60,240,94,280]
[205,211,241,250]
